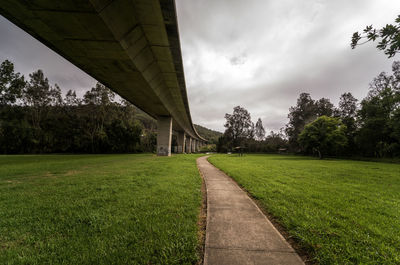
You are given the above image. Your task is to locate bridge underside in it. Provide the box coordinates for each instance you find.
[0,0,206,155]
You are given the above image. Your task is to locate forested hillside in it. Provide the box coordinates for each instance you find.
[194,124,222,144]
[0,60,216,154]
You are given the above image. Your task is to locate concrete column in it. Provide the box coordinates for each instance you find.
[187,137,192,153]
[157,116,172,156]
[192,139,196,153]
[177,131,186,153]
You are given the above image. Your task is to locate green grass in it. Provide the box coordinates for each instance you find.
[0,154,202,265]
[208,154,400,264]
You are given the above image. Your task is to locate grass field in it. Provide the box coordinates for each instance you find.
[208,154,400,264]
[0,154,202,265]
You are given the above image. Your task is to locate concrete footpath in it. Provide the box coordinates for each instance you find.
[197,156,304,265]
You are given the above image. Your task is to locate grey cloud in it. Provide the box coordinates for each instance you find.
[177,0,400,132]
[1,1,400,134]
[229,53,247,65]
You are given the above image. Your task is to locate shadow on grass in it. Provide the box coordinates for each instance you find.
[227,153,400,165]
[227,154,318,162]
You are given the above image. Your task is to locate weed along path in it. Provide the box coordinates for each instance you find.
[197,156,304,265]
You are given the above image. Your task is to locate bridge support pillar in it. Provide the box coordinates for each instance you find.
[192,139,197,153]
[177,132,186,153]
[157,116,172,156]
[186,137,192,153]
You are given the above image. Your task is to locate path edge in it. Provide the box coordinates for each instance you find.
[196,156,209,265]
[206,155,315,265]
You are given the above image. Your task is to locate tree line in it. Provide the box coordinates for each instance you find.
[0,59,157,154]
[218,61,400,158]
[217,106,287,153]
[2,57,399,158]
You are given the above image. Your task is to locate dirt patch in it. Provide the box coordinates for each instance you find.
[38,172,58,178]
[4,180,21,184]
[64,170,81,176]
[196,164,207,265]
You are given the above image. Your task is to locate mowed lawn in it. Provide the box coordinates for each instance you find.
[0,154,202,265]
[208,154,400,264]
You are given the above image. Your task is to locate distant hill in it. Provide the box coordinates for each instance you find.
[132,105,222,143]
[194,124,223,144]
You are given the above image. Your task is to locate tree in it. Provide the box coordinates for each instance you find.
[64,90,81,106]
[24,70,52,107]
[351,15,400,58]
[338,93,358,118]
[254,118,265,141]
[356,62,400,157]
[337,92,358,154]
[83,82,115,106]
[390,108,400,156]
[298,116,347,159]
[223,106,254,147]
[22,70,63,152]
[285,93,317,151]
[83,82,117,153]
[23,70,61,129]
[264,130,287,152]
[0,60,25,105]
[315,98,334,117]
[216,134,231,153]
[248,122,255,140]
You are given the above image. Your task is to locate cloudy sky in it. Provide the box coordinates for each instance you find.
[1,1,399,132]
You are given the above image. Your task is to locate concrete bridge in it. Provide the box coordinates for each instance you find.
[0,0,206,155]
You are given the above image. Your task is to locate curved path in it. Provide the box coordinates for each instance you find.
[197,156,304,265]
